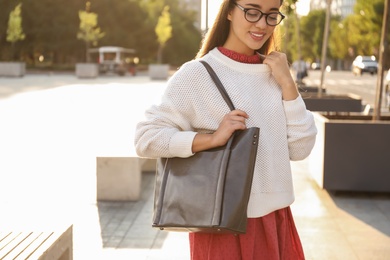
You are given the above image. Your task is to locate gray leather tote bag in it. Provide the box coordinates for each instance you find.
[152,61,259,234]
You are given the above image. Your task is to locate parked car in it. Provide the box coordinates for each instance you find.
[311,62,321,70]
[88,46,137,76]
[352,55,378,75]
[385,69,390,110]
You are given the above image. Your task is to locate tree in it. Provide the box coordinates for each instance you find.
[18,0,84,66]
[373,0,389,120]
[155,5,172,64]
[346,0,383,57]
[77,2,105,62]
[328,18,350,67]
[94,0,153,63]
[140,0,202,65]
[300,10,326,63]
[163,7,202,65]
[280,0,299,61]
[6,3,25,60]
[0,0,201,67]
[319,0,332,94]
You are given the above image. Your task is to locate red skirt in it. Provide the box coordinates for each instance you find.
[189,207,304,260]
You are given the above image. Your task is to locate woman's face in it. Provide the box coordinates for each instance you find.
[224,0,281,55]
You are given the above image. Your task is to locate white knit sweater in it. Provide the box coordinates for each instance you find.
[135,48,317,218]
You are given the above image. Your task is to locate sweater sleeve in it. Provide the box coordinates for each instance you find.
[283,95,317,161]
[134,63,200,159]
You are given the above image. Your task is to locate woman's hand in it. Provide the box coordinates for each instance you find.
[212,109,248,146]
[261,52,299,101]
[192,110,248,153]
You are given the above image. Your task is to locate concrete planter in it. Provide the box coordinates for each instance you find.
[0,62,26,77]
[298,85,326,94]
[302,93,363,112]
[308,113,390,192]
[75,63,99,78]
[148,64,169,80]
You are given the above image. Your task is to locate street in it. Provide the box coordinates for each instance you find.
[303,70,387,109]
[1,70,387,111]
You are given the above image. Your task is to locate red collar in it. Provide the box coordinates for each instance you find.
[218,47,262,64]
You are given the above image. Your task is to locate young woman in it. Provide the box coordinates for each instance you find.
[135,0,317,259]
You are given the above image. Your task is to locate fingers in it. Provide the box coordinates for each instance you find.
[261,52,291,78]
[223,109,248,131]
[261,51,288,66]
[260,52,297,96]
[228,109,249,119]
[226,110,248,126]
[212,110,249,147]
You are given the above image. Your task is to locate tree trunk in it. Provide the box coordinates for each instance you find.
[319,0,332,98]
[157,44,163,64]
[373,0,389,121]
[85,41,90,63]
[11,42,16,61]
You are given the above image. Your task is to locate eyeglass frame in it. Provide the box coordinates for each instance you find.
[234,2,285,26]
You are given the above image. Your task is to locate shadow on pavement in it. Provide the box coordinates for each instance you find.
[330,191,390,237]
[97,172,169,249]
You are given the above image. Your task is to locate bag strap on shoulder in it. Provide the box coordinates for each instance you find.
[199,60,235,111]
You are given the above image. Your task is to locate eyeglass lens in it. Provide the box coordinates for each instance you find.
[245,9,283,25]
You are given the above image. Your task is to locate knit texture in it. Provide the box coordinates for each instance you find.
[218,47,262,64]
[135,48,317,217]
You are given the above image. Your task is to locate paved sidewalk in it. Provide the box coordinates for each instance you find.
[0,73,389,259]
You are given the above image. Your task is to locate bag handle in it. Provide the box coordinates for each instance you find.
[199,61,235,111]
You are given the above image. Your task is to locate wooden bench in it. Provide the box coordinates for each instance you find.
[0,225,73,260]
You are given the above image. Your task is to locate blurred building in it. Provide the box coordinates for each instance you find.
[181,0,202,31]
[310,0,356,18]
[334,0,356,18]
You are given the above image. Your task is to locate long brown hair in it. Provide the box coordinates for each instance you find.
[196,0,283,58]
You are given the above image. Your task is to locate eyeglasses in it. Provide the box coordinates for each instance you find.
[234,3,285,26]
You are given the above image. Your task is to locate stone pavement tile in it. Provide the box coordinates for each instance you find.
[297,218,359,260]
[374,199,390,219]
[98,173,156,249]
[291,160,390,260]
[303,244,359,260]
[151,232,170,249]
[124,224,159,239]
[119,237,156,249]
[97,172,191,259]
[146,232,190,259]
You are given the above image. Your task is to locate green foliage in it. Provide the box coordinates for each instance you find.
[89,0,154,63]
[18,0,84,64]
[282,0,299,15]
[300,10,326,62]
[281,0,320,62]
[155,5,172,63]
[155,6,172,47]
[328,18,349,60]
[280,15,299,61]
[163,8,202,65]
[77,10,105,47]
[347,0,384,56]
[139,0,164,24]
[0,0,202,66]
[282,0,388,70]
[326,0,388,68]
[139,0,202,65]
[6,3,25,44]
[281,8,327,63]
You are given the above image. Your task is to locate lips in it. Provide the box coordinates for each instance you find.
[249,32,265,41]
